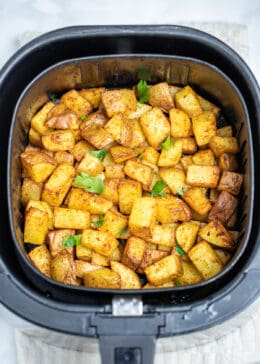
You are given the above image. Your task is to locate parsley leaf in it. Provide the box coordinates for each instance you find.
[151,180,166,197]
[136,152,144,161]
[119,239,127,245]
[62,234,82,248]
[80,115,87,121]
[176,188,184,197]
[175,279,182,286]
[161,135,171,150]
[91,214,104,228]
[118,226,128,236]
[74,172,104,194]
[175,244,185,256]
[88,149,108,161]
[137,80,149,104]
[49,94,59,104]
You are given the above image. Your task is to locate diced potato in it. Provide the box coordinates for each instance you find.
[20,149,57,183]
[188,241,223,279]
[199,220,235,250]
[180,156,194,171]
[28,245,51,277]
[175,221,200,253]
[111,261,141,289]
[110,146,141,163]
[192,111,216,147]
[157,245,172,253]
[142,147,160,165]
[160,168,185,194]
[170,108,193,137]
[151,224,175,247]
[219,153,238,172]
[75,260,101,278]
[127,118,146,148]
[148,82,174,111]
[158,139,182,167]
[156,196,191,223]
[76,244,92,261]
[42,130,75,152]
[129,197,157,240]
[109,246,122,262]
[121,237,146,271]
[218,171,243,196]
[186,165,220,188]
[81,229,118,256]
[124,160,153,187]
[144,255,183,286]
[197,95,220,117]
[47,229,75,257]
[31,101,55,135]
[118,179,142,214]
[214,249,232,265]
[209,136,239,157]
[216,125,233,137]
[79,87,105,108]
[178,261,203,285]
[140,107,170,148]
[91,251,110,266]
[192,149,215,166]
[67,187,113,214]
[102,178,120,204]
[179,137,197,154]
[83,267,121,288]
[80,110,108,129]
[51,251,77,285]
[29,128,43,147]
[54,151,74,165]
[138,249,168,272]
[143,281,175,289]
[208,191,238,225]
[21,178,43,206]
[46,103,80,130]
[42,163,75,207]
[54,207,90,229]
[183,187,212,215]
[128,103,152,119]
[26,200,54,230]
[61,89,92,117]
[81,124,114,149]
[104,113,133,147]
[24,207,49,245]
[102,89,137,117]
[105,164,125,179]
[100,209,128,237]
[145,242,158,251]
[175,86,203,117]
[71,140,94,162]
[77,152,104,176]
[191,209,208,223]
[169,85,182,98]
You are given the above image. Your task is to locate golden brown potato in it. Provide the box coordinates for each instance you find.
[158,139,183,167]
[186,165,220,188]
[61,89,93,117]
[54,151,74,166]
[75,260,101,278]
[71,140,94,163]
[79,87,105,108]
[214,249,232,266]
[51,251,77,285]
[148,82,174,111]
[170,108,193,137]
[118,179,142,214]
[209,136,239,157]
[217,171,243,196]
[102,89,137,117]
[77,152,104,176]
[138,249,169,274]
[99,209,128,237]
[156,196,191,223]
[54,207,90,229]
[143,281,175,289]
[24,207,49,245]
[81,124,114,149]
[141,147,160,165]
[111,261,141,289]
[216,125,233,137]
[151,224,176,247]
[46,103,80,130]
[29,128,43,147]
[218,153,239,172]
[183,187,212,216]
[28,245,51,277]
[21,178,43,206]
[121,237,146,271]
[105,164,125,179]
[42,130,75,152]
[81,229,118,256]
[128,103,152,119]
[208,191,238,225]
[76,244,92,261]
[144,255,183,286]
[175,221,200,253]
[91,251,110,267]
[110,146,141,163]
[129,197,157,240]
[197,95,220,117]
[199,220,235,250]
[159,168,185,194]
[178,261,203,285]
[192,111,216,147]
[175,86,203,117]
[126,118,146,148]
[123,160,153,187]
[31,101,55,135]
[192,149,215,166]
[102,178,120,204]
[104,113,133,147]
[84,267,121,288]
[47,229,75,258]
[180,155,194,171]
[26,200,54,230]
[179,137,197,154]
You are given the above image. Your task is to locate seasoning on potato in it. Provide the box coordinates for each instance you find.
[20,81,243,289]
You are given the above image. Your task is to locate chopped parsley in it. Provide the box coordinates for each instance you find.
[62,234,82,248]
[80,115,87,121]
[88,148,108,161]
[175,244,185,256]
[137,80,149,104]
[73,172,104,194]
[161,135,171,150]
[151,180,167,197]
[91,214,104,228]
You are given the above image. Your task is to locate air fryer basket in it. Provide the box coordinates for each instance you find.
[0,26,260,364]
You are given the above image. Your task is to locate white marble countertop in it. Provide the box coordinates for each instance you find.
[0,1,259,363]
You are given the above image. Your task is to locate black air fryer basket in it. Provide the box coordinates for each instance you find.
[0,26,260,364]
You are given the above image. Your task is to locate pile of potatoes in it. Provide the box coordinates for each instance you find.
[20,81,243,289]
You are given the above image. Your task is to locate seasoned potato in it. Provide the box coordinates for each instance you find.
[102,178,120,204]
[118,179,142,214]
[175,86,203,117]
[199,220,235,250]
[127,118,146,148]
[102,89,137,117]
[179,137,197,154]
[91,251,110,267]
[192,111,216,147]
[197,95,220,117]
[216,125,233,137]
[99,209,128,237]
[111,261,141,289]
[160,168,185,195]
[47,229,75,258]
[31,101,55,135]
[105,164,125,179]
[81,124,114,149]
[51,251,77,285]
[77,152,104,176]
[110,146,141,163]
[156,196,191,223]
[148,82,174,111]
[178,261,203,285]
[175,221,200,253]
[186,165,220,188]
[219,153,238,172]
[121,237,146,271]
[54,151,74,166]
[183,187,212,216]
[209,136,239,157]
[79,87,105,108]
[21,178,43,206]
[54,207,90,229]
[142,147,160,165]
[217,171,243,196]
[124,160,153,187]
[214,249,232,265]
[170,108,193,137]
[42,130,75,152]
[143,281,175,289]
[104,113,133,147]
[82,229,118,256]
[71,140,94,162]
[24,207,49,245]
[129,197,157,240]
[26,200,54,230]
[144,255,183,286]
[84,267,121,288]
[180,155,194,171]
[76,244,92,261]
[61,89,93,117]
[208,191,238,225]
[151,224,175,247]
[28,245,51,277]
[158,139,183,167]
[46,103,80,130]
[75,260,101,278]
[192,149,215,166]
[29,127,43,147]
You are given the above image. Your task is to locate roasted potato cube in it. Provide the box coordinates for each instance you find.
[81,124,114,149]
[79,87,105,108]
[156,196,191,223]
[21,178,43,206]
[20,149,57,183]
[128,103,152,119]
[170,108,193,137]
[180,156,194,171]
[105,164,125,179]
[102,89,137,117]
[118,179,142,214]
[54,207,90,229]
[160,168,185,194]
[214,249,232,266]
[144,255,183,286]
[109,246,122,262]
[175,221,200,253]
[111,261,141,289]
[28,245,51,277]
[129,197,157,240]
[197,95,220,117]
[104,113,133,147]
[143,281,175,289]
[179,137,197,154]
[175,86,203,117]
[42,130,75,152]
[183,187,212,215]
[219,153,239,172]
[102,178,120,204]
[80,110,108,129]
[84,267,120,288]
[148,82,174,111]
[138,249,168,272]
[192,111,216,147]
[216,125,233,137]
[140,107,170,148]
[51,251,77,285]
[218,171,243,196]
[209,136,239,157]
[158,139,182,167]
[192,149,215,166]
[169,85,182,98]
[31,101,55,135]
[42,163,75,207]
[110,146,141,163]
[47,229,75,258]
[178,261,203,285]
[71,140,94,162]
[46,103,79,130]
[124,160,153,187]
[54,151,74,165]
[61,89,92,117]
[29,127,43,147]
[24,207,49,245]
[77,152,104,176]
[127,118,146,148]
[67,187,113,214]
[157,245,172,253]
[81,229,118,256]
[186,165,220,188]
[100,209,128,237]
[91,251,110,266]
[208,191,238,225]
[141,147,160,165]
[75,260,101,278]
[199,220,235,250]
[151,224,175,247]
[188,241,223,279]
[26,200,54,230]
[121,237,146,271]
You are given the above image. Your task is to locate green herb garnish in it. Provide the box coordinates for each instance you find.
[151,180,167,197]
[161,135,171,150]
[49,94,59,104]
[153,170,158,175]
[91,214,104,228]
[175,244,185,256]
[62,234,82,248]
[118,226,128,236]
[136,152,144,160]
[74,172,104,194]
[175,279,182,286]
[88,149,108,161]
[176,188,184,197]
[119,239,127,245]
[80,115,87,121]
[137,80,149,104]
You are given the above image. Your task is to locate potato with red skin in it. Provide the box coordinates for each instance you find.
[208,191,238,225]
